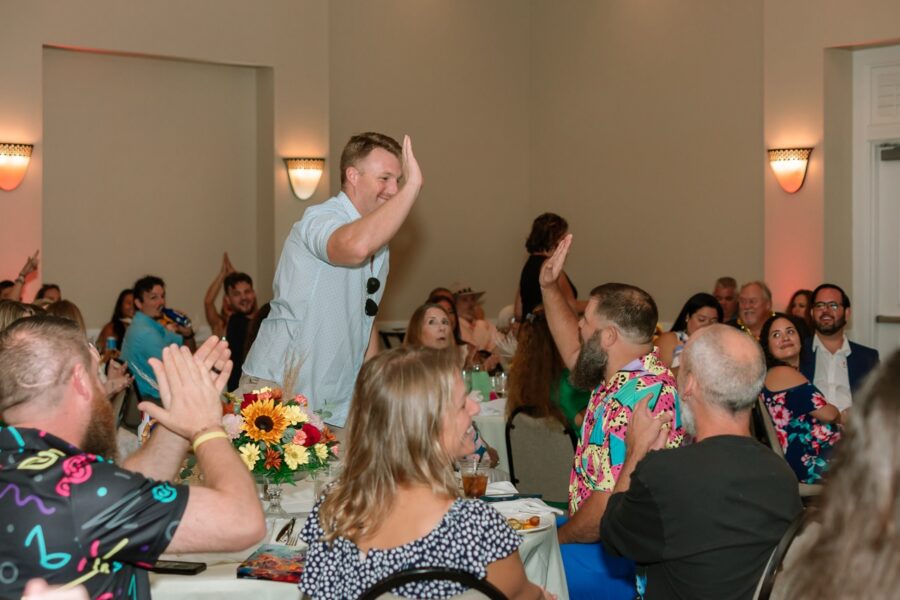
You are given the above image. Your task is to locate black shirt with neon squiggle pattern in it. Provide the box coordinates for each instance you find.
[0,425,188,600]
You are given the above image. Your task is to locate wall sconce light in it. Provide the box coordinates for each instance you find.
[0,143,34,191]
[284,157,325,200]
[768,148,812,194]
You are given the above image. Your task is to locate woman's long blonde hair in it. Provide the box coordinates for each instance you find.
[317,346,461,542]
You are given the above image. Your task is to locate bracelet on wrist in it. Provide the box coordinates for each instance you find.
[191,428,228,453]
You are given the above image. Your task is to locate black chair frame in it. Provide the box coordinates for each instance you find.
[359,567,507,600]
[756,510,808,600]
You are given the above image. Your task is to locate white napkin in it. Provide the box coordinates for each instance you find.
[486,481,518,496]
[493,498,564,517]
[478,397,507,416]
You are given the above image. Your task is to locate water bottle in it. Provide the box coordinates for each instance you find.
[162,308,192,329]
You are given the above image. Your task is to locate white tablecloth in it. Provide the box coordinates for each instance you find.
[474,397,510,473]
[150,477,568,599]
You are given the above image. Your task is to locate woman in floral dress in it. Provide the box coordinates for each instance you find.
[759,313,842,483]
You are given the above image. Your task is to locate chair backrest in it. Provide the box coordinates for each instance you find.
[753,510,808,600]
[119,372,146,434]
[756,397,824,500]
[359,567,507,600]
[756,397,784,457]
[504,406,576,505]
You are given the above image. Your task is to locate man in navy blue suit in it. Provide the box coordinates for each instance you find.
[800,283,879,417]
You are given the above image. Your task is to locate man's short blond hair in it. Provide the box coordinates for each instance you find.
[0,316,90,414]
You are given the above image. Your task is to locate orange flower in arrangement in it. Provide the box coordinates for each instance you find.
[264,448,282,470]
[241,398,289,445]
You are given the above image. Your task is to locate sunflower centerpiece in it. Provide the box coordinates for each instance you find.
[222,386,339,486]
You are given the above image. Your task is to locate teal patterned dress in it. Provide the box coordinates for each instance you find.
[761,382,841,483]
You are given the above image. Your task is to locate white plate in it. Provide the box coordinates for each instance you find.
[505,512,553,535]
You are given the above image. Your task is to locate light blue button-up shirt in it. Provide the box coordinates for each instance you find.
[243,192,388,427]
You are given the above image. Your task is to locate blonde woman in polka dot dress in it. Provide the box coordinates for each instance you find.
[299,346,550,599]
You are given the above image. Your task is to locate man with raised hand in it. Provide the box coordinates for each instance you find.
[0,317,264,599]
[242,133,423,434]
[539,234,686,599]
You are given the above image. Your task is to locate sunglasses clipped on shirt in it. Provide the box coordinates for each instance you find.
[366,277,380,317]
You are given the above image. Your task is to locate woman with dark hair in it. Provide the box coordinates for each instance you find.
[95,288,135,354]
[507,309,589,431]
[777,350,900,598]
[785,288,813,332]
[35,283,61,303]
[656,293,722,370]
[299,346,548,599]
[516,213,583,321]
[759,313,841,484]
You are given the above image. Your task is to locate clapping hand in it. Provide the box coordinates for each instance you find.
[104,359,133,397]
[401,135,423,192]
[539,234,572,290]
[221,252,235,275]
[625,393,673,461]
[192,335,232,393]
[142,339,232,441]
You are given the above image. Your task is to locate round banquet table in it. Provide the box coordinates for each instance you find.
[150,478,568,599]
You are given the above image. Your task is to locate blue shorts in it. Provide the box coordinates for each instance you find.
[557,515,636,600]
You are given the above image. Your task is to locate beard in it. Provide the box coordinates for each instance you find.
[82,381,118,461]
[815,314,846,336]
[570,330,608,391]
[678,395,697,437]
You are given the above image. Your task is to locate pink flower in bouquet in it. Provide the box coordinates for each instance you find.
[294,394,309,407]
[292,429,307,446]
[307,411,325,430]
[222,414,244,439]
[300,423,322,447]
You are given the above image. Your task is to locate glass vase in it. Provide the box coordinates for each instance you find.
[261,478,289,517]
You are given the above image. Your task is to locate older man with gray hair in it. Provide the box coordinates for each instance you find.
[600,324,802,599]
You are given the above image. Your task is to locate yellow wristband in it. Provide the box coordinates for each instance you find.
[192,429,229,453]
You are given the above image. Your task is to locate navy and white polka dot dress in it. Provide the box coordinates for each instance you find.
[299,497,521,599]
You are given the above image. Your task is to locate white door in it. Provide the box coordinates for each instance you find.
[873,144,900,358]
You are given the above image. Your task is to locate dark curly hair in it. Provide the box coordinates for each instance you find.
[525,213,568,254]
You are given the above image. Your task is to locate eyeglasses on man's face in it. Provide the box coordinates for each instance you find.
[812,301,842,312]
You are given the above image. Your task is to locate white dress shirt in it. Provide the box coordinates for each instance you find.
[811,334,853,411]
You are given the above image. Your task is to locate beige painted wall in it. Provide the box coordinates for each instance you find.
[764,0,900,310]
[328,0,533,321]
[0,0,328,328]
[530,0,764,322]
[42,49,259,327]
[329,0,764,323]
[5,1,900,329]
